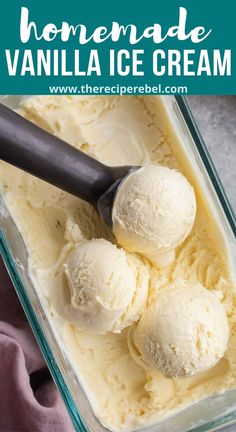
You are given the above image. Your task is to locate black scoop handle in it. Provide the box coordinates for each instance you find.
[0,103,115,206]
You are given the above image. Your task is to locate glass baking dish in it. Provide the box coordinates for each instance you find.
[0,95,236,432]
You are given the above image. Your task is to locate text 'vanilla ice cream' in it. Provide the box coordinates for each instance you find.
[131,283,229,378]
[58,238,149,333]
[112,165,197,265]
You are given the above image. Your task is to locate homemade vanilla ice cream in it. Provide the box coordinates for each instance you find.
[56,238,148,333]
[130,283,229,378]
[112,165,196,266]
[113,165,196,253]
[0,95,235,432]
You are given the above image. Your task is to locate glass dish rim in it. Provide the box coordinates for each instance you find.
[0,95,236,432]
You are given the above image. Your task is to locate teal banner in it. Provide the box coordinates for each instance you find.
[0,0,235,94]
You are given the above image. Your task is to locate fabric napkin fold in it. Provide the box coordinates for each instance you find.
[0,257,74,432]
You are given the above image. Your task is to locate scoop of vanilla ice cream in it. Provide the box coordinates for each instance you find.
[131,283,229,378]
[62,238,148,333]
[112,165,196,263]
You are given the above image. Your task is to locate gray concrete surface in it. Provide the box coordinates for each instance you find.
[187,96,236,213]
[187,96,236,432]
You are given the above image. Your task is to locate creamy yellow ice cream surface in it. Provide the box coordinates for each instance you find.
[0,95,236,431]
[60,238,149,333]
[131,282,229,378]
[112,164,196,257]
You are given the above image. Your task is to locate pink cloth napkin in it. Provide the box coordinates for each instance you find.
[0,257,74,432]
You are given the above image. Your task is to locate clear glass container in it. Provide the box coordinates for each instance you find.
[0,95,236,432]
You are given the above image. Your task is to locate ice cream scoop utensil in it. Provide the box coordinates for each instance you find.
[0,103,138,226]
